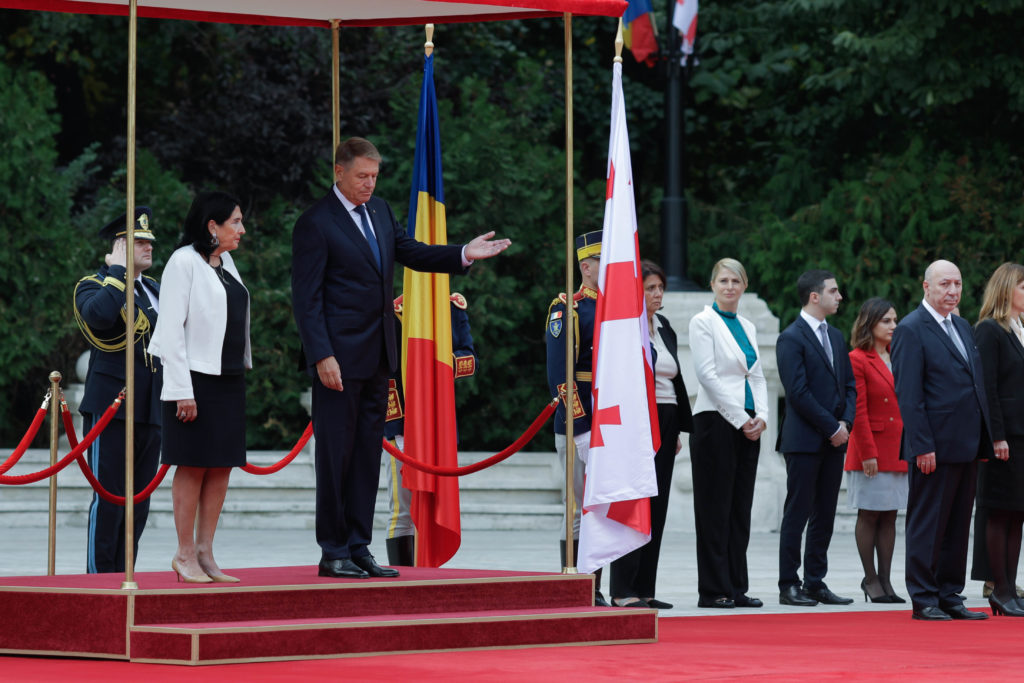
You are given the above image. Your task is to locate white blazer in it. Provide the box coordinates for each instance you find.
[148,246,251,401]
[689,304,768,429]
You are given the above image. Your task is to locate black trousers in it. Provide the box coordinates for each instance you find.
[689,410,759,600]
[905,460,976,609]
[312,364,389,561]
[778,446,844,591]
[85,415,161,573]
[611,403,680,598]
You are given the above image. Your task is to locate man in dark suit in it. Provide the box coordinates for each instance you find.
[73,208,162,573]
[892,259,993,620]
[291,137,509,579]
[776,269,856,606]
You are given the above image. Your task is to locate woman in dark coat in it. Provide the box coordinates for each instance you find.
[609,260,693,608]
[974,262,1024,616]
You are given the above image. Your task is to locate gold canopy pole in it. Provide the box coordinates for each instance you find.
[331,19,341,163]
[122,0,139,591]
[561,12,577,576]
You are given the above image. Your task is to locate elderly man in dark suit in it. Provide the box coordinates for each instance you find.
[892,259,993,621]
[291,137,509,579]
[776,269,857,606]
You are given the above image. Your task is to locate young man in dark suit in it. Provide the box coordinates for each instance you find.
[776,269,857,606]
[892,259,993,621]
[74,208,162,573]
[291,137,509,579]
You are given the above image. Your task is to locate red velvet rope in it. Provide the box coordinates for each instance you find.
[60,397,172,505]
[0,404,48,475]
[382,399,557,476]
[0,394,121,485]
[241,422,313,475]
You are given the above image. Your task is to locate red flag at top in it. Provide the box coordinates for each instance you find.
[577,58,660,575]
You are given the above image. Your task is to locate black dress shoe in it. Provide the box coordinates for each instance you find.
[351,554,400,578]
[779,585,818,606]
[942,603,988,620]
[645,598,673,609]
[318,558,370,579]
[697,596,735,608]
[912,605,952,621]
[594,591,610,607]
[734,594,763,608]
[807,586,854,605]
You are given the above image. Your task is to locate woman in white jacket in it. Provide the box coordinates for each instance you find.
[149,191,251,583]
[688,258,768,609]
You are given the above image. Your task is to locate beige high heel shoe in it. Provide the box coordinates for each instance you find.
[198,560,240,583]
[171,558,213,584]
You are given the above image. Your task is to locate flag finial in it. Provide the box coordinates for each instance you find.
[614,18,624,63]
[425,23,434,57]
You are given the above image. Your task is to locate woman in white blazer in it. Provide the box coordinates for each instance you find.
[689,258,769,609]
[148,191,250,584]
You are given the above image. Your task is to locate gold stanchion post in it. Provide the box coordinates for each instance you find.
[47,371,62,576]
[122,0,139,591]
[562,13,577,576]
[331,19,341,164]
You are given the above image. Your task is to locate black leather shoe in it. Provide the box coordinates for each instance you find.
[807,586,854,605]
[779,585,818,606]
[912,605,952,621]
[351,554,400,578]
[942,603,988,620]
[318,558,370,579]
[594,591,610,607]
[645,598,673,609]
[697,596,735,608]
[734,594,763,608]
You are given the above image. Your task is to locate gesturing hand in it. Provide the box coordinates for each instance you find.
[465,231,512,261]
[104,237,127,268]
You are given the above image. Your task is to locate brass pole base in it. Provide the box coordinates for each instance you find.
[120,581,139,590]
[561,567,579,575]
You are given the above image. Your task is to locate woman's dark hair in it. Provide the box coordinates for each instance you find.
[640,259,666,286]
[850,297,897,351]
[176,191,241,261]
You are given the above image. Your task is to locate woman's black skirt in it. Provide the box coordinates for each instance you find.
[161,371,246,468]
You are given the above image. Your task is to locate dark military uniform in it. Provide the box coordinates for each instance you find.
[74,209,162,573]
[382,292,477,566]
[545,230,606,604]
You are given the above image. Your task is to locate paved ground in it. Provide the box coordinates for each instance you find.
[0,523,999,618]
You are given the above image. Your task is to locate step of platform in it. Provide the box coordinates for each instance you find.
[129,606,656,665]
[0,566,656,664]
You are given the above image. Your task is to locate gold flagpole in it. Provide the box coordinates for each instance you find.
[122,0,139,591]
[47,372,62,576]
[562,12,577,576]
[331,19,341,163]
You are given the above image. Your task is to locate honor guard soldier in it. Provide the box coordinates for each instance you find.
[546,230,609,606]
[73,208,162,573]
[382,292,477,566]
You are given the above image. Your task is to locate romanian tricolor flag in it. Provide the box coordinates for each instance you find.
[623,0,658,66]
[401,51,461,568]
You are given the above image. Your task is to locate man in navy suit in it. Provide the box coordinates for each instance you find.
[776,270,856,606]
[892,259,993,620]
[291,137,509,579]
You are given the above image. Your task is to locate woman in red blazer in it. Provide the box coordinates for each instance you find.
[845,297,907,603]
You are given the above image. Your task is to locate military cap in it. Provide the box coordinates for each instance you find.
[98,206,155,242]
[575,230,602,261]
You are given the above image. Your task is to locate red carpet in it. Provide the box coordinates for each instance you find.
[2,610,1022,680]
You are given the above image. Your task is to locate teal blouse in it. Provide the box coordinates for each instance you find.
[713,301,757,411]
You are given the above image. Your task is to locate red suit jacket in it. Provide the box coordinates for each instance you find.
[844,348,906,472]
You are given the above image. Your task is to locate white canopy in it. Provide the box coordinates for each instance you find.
[3,0,627,26]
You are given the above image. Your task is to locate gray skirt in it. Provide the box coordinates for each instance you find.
[845,470,908,511]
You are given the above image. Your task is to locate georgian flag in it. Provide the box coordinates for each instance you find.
[577,59,660,575]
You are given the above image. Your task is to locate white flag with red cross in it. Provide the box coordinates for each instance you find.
[577,59,661,575]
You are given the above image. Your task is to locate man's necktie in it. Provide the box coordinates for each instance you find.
[354,204,382,269]
[819,322,834,366]
[943,317,968,361]
[134,280,152,312]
